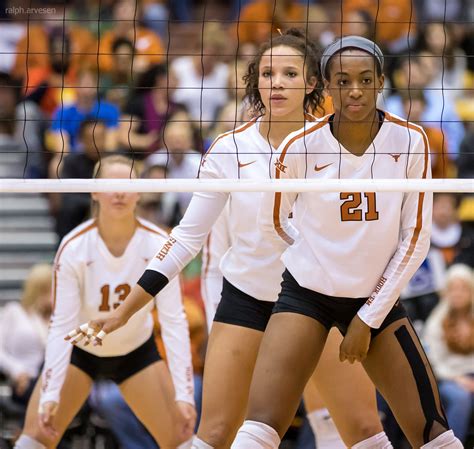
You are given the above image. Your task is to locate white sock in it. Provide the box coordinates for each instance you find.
[191,436,214,449]
[178,436,195,449]
[421,430,464,448]
[352,431,393,449]
[231,420,280,449]
[14,435,47,449]
[307,408,346,449]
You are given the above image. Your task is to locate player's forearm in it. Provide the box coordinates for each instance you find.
[115,279,160,323]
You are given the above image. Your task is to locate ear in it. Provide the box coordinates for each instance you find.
[91,192,99,202]
[378,74,385,93]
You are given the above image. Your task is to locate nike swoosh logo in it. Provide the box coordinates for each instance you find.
[86,261,94,267]
[238,160,256,168]
[314,163,333,172]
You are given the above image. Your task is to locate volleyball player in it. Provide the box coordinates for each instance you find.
[231,36,464,449]
[15,155,196,449]
[71,31,390,448]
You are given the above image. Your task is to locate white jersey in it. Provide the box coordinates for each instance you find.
[201,203,231,331]
[40,218,194,408]
[259,112,432,329]
[147,117,312,302]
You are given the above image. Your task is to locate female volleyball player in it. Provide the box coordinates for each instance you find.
[231,36,464,449]
[15,155,196,449]
[71,31,391,448]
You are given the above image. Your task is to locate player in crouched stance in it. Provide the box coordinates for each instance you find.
[231,36,463,449]
[15,155,196,449]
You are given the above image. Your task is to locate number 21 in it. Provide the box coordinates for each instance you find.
[340,192,379,221]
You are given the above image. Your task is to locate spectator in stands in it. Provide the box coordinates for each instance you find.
[384,54,465,158]
[400,89,455,178]
[419,23,469,103]
[424,264,474,445]
[343,9,375,41]
[19,27,78,119]
[48,69,119,157]
[119,64,183,158]
[100,37,136,110]
[340,0,416,52]
[0,264,52,406]
[144,120,201,225]
[98,0,164,74]
[171,22,229,136]
[54,120,107,240]
[0,72,46,178]
[236,0,307,46]
[11,14,96,85]
[431,193,463,266]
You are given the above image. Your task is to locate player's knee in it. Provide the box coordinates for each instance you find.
[199,418,238,447]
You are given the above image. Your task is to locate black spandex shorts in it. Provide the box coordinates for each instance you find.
[273,269,408,338]
[70,334,161,384]
[213,278,275,332]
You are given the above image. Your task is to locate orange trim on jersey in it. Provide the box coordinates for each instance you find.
[52,221,97,311]
[136,220,169,239]
[205,118,258,157]
[202,232,212,281]
[385,113,430,270]
[273,119,329,244]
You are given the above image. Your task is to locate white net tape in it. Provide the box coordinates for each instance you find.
[1,178,472,193]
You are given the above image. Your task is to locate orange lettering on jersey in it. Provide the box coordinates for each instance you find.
[366,276,387,306]
[274,159,287,174]
[156,236,177,261]
[42,368,52,392]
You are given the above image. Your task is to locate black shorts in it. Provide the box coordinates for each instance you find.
[70,334,161,384]
[213,278,275,332]
[273,270,408,338]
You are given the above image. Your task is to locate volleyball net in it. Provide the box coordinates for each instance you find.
[0,0,473,194]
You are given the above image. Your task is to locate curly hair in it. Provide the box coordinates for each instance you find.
[243,28,324,116]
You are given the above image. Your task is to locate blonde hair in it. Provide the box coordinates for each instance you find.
[445,264,474,290]
[21,263,53,309]
[91,154,139,216]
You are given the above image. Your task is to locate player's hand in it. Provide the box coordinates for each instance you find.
[38,401,59,439]
[13,372,31,396]
[175,401,197,442]
[339,315,372,363]
[65,313,127,346]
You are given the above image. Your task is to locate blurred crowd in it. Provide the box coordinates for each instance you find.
[0,0,473,448]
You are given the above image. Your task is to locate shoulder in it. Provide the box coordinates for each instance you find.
[56,219,97,259]
[1,301,24,318]
[280,116,330,154]
[207,118,259,154]
[383,111,428,146]
[136,218,169,243]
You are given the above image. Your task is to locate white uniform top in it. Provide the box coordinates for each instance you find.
[201,204,231,331]
[40,218,194,408]
[259,112,433,329]
[147,117,311,302]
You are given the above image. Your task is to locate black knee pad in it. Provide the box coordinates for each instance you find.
[394,325,449,444]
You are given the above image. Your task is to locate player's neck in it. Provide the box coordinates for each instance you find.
[259,112,306,148]
[97,215,137,257]
[332,110,381,156]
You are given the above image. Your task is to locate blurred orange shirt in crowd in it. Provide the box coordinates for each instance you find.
[11,24,97,80]
[340,0,416,46]
[98,27,164,73]
[237,0,306,45]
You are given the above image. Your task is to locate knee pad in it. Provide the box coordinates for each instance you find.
[14,435,47,449]
[307,408,345,449]
[231,420,280,449]
[352,432,393,449]
[421,430,464,448]
[191,437,214,449]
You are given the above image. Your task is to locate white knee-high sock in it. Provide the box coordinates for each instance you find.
[307,408,346,449]
[191,436,214,449]
[421,430,464,448]
[231,420,280,449]
[14,435,46,449]
[352,431,393,449]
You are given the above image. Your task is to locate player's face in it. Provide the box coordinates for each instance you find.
[92,163,140,218]
[325,50,384,123]
[258,45,315,118]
